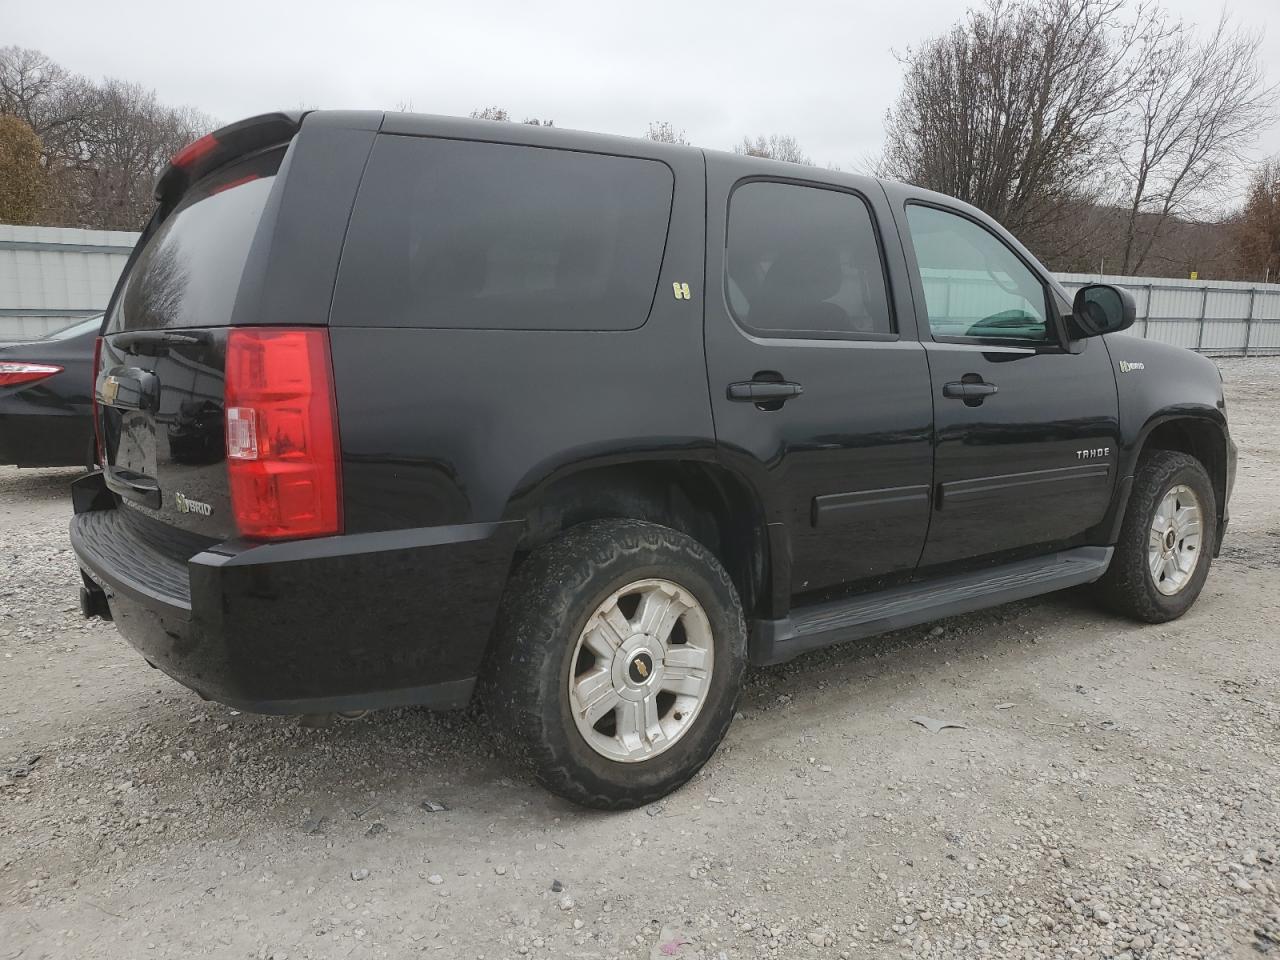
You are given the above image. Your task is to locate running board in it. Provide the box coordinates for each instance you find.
[749,546,1113,665]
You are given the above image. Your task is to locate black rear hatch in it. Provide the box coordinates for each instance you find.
[98,145,286,540]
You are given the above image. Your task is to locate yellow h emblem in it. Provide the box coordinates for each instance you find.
[672,281,691,300]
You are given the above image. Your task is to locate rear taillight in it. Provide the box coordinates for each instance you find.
[0,362,63,387]
[91,336,104,466]
[224,328,342,540]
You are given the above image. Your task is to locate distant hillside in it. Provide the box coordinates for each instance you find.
[1041,206,1250,282]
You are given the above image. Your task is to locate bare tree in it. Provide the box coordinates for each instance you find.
[881,0,1163,262]
[1235,158,1280,282]
[0,114,46,223]
[470,105,511,122]
[0,46,214,230]
[734,134,810,165]
[643,121,689,145]
[470,106,553,126]
[1113,16,1277,274]
[78,80,212,230]
[0,46,96,173]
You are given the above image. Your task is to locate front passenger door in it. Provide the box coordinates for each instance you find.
[895,196,1121,572]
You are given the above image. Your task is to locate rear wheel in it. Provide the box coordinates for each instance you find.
[1096,450,1216,623]
[483,519,746,809]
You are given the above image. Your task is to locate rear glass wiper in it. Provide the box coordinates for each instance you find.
[111,330,212,356]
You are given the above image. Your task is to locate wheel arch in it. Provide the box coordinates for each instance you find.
[1104,412,1230,554]
[502,457,774,622]
[1135,414,1229,524]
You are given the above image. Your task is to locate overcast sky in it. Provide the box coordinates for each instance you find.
[8,0,1279,177]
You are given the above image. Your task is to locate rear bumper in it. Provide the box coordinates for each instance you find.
[70,472,520,714]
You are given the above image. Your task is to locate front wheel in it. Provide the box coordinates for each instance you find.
[1096,450,1217,623]
[482,519,746,809]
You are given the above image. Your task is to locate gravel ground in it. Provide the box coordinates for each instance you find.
[1,357,1278,960]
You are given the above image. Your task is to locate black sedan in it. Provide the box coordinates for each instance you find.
[0,315,101,468]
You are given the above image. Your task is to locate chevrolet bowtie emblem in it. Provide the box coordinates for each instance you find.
[633,658,649,678]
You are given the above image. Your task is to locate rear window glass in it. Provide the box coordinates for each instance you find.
[332,136,674,331]
[107,149,283,332]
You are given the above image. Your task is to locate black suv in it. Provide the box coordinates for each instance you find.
[71,111,1235,808]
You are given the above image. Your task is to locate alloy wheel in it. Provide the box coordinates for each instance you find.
[567,578,714,763]
[1147,483,1203,596]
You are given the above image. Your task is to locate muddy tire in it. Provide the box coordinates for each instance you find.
[1096,450,1216,623]
[482,519,746,809]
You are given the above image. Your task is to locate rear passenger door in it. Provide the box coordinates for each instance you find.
[704,161,933,601]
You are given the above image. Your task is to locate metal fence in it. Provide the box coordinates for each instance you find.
[2,221,1279,355]
[1054,273,1280,357]
[0,224,139,342]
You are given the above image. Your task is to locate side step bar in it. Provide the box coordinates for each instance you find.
[750,546,1113,666]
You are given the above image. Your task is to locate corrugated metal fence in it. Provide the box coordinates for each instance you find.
[2,222,1279,354]
[1055,273,1280,357]
[0,224,139,342]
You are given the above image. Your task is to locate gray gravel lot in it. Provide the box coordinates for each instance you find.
[2,357,1278,960]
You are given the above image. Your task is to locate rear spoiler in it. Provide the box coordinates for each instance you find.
[155,111,306,203]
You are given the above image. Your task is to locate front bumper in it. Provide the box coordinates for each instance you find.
[70,471,521,714]
[1217,431,1238,556]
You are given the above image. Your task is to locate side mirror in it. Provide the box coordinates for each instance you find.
[1070,284,1136,338]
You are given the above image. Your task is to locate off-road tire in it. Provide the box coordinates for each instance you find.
[1096,450,1216,623]
[482,519,747,809]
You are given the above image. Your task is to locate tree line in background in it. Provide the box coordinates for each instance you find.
[1,0,1277,282]
[879,0,1278,281]
[0,46,212,231]
[1238,161,1280,282]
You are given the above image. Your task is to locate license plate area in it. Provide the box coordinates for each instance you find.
[95,330,235,538]
[99,367,163,509]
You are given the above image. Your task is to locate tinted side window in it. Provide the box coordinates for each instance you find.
[905,204,1048,342]
[333,136,674,331]
[725,181,893,338]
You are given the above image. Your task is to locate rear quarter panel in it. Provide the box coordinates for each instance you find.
[327,135,713,533]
